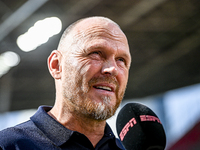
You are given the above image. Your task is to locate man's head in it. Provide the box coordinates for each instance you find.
[48,16,131,121]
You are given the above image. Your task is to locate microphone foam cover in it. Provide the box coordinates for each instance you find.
[116,103,166,150]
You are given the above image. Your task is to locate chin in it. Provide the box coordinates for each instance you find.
[81,97,117,120]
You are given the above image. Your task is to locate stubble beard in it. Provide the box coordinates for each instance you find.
[62,74,125,121]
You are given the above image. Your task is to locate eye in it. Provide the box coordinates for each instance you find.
[116,57,127,67]
[90,51,100,55]
[88,51,102,60]
[89,51,102,56]
[117,57,125,62]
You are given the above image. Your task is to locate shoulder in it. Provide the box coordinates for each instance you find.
[0,120,40,148]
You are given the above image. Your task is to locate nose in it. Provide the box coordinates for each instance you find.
[101,59,118,76]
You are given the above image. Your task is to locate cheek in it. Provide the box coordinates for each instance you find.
[118,70,129,89]
[79,60,102,78]
[66,57,89,76]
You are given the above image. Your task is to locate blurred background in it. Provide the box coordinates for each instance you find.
[0,0,200,149]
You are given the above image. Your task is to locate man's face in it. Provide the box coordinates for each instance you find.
[61,19,131,120]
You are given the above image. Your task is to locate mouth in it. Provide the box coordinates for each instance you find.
[94,85,112,92]
[89,76,118,93]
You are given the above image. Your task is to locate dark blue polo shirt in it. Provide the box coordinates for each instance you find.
[0,106,125,150]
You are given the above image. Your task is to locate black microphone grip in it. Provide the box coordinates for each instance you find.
[116,103,166,150]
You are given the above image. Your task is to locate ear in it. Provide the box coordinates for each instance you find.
[48,50,62,79]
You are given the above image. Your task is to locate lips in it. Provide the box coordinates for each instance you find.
[93,83,115,92]
[89,76,118,93]
[94,85,112,91]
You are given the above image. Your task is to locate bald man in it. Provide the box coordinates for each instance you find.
[0,16,131,150]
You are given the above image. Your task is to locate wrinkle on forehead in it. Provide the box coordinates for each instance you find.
[75,26,126,43]
[71,22,128,51]
[60,17,129,56]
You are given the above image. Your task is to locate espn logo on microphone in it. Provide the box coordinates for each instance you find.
[140,115,161,124]
[119,117,137,141]
[119,115,161,141]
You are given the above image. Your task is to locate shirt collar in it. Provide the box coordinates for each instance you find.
[30,106,124,149]
[102,123,125,149]
[30,106,73,146]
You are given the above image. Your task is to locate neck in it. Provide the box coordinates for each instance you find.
[48,103,106,147]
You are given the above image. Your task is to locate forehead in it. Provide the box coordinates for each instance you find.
[71,18,130,53]
[73,18,126,41]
